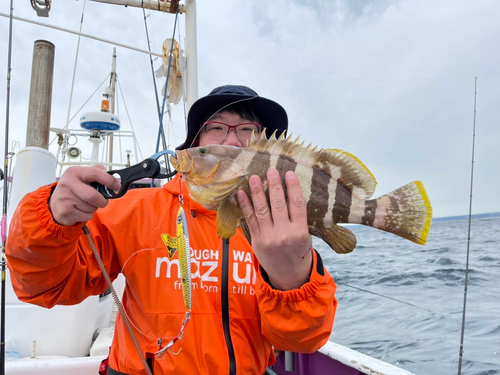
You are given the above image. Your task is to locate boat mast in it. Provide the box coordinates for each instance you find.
[26,41,55,150]
[184,0,198,112]
[105,48,117,165]
[88,0,199,110]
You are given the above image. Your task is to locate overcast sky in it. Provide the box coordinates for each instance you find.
[1,0,499,218]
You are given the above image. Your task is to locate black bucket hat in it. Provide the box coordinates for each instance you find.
[176,85,288,150]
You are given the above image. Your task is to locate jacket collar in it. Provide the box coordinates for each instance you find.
[163,174,215,216]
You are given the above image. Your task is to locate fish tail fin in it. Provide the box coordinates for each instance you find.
[368,181,432,245]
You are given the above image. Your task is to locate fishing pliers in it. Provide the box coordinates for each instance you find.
[92,150,177,199]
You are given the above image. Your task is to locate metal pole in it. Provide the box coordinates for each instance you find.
[184,0,198,112]
[89,0,175,12]
[26,40,55,149]
[1,0,15,373]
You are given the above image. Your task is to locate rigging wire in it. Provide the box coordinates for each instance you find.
[155,7,179,154]
[149,8,179,186]
[0,13,162,58]
[295,69,474,82]
[142,9,162,122]
[176,12,187,145]
[116,78,143,160]
[64,0,87,130]
[457,76,477,375]
[67,73,110,124]
[1,1,15,373]
[142,8,168,151]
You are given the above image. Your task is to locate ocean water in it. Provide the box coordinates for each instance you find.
[316,213,500,375]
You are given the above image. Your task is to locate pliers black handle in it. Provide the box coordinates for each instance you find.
[92,150,177,199]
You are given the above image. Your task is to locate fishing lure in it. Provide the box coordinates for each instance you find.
[156,204,192,357]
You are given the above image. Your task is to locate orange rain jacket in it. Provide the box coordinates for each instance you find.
[7,175,337,375]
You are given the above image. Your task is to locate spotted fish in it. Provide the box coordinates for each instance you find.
[171,132,432,254]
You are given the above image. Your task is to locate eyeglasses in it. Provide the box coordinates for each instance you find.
[201,121,262,141]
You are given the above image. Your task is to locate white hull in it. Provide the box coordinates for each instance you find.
[5,340,414,375]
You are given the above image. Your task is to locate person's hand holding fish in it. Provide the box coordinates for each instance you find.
[237,169,313,290]
[172,126,432,293]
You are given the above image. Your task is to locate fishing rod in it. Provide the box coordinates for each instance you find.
[457,77,477,375]
[1,0,15,372]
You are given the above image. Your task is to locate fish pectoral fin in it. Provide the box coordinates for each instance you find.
[311,224,357,254]
[216,195,241,239]
[239,219,252,245]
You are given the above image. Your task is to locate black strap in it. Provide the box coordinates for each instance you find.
[107,366,130,375]
[221,238,237,375]
[106,357,153,375]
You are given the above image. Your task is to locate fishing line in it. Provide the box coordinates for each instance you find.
[84,246,189,344]
[457,77,477,375]
[82,225,153,375]
[1,1,15,373]
[83,224,193,360]
[117,248,177,342]
[337,282,444,317]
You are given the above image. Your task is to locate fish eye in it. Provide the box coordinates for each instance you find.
[199,148,207,154]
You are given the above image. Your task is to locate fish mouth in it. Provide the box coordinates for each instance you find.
[170,151,193,174]
[170,150,221,183]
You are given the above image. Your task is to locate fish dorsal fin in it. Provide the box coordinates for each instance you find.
[247,133,377,200]
[325,148,377,199]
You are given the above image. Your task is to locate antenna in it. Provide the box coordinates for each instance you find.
[457,76,477,374]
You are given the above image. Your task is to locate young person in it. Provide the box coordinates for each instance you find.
[7,85,336,375]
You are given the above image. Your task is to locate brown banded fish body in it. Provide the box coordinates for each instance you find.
[171,132,432,254]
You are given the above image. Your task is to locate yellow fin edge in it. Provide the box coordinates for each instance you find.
[414,180,433,245]
[328,148,378,186]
